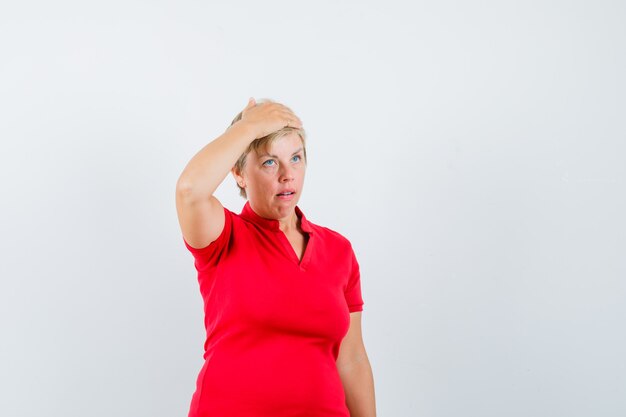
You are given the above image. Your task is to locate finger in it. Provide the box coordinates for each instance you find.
[279,108,300,121]
[287,112,302,126]
[286,117,302,128]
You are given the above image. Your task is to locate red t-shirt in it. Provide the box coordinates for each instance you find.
[183,201,364,417]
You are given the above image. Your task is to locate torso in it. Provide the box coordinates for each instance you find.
[182,201,363,416]
[284,229,309,262]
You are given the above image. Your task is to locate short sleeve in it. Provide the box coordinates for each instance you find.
[182,206,233,271]
[345,246,364,312]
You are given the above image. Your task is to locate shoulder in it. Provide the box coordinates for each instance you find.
[306,218,354,250]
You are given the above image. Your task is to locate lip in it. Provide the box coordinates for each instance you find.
[276,189,296,200]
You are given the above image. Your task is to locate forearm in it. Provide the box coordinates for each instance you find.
[176,121,256,198]
[338,354,377,417]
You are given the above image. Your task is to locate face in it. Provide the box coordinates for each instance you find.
[233,132,306,221]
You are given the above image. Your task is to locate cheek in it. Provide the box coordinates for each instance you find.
[250,169,277,187]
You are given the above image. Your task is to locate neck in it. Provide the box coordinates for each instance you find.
[278,211,300,233]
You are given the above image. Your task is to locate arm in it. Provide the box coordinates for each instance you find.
[175,98,301,249]
[336,312,377,417]
[175,120,254,249]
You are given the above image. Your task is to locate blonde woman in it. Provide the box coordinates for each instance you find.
[176,98,376,416]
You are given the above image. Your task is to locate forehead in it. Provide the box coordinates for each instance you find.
[256,132,304,157]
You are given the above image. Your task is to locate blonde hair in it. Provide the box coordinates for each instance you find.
[229,98,307,199]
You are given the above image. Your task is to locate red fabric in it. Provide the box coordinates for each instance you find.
[183,201,364,416]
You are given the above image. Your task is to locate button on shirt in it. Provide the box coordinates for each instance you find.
[183,201,364,417]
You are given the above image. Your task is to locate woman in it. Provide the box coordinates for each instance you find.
[175,98,376,417]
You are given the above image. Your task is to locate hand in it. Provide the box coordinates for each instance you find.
[238,98,303,139]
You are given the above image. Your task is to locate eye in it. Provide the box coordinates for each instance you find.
[291,155,301,163]
[262,159,276,167]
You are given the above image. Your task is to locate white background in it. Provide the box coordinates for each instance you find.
[1,1,625,416]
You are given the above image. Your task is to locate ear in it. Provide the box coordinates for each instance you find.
[231,167,245,188]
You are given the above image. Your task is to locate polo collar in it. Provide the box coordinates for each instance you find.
[240,201,313,234]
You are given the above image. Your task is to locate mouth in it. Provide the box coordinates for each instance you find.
[276,190,296,198]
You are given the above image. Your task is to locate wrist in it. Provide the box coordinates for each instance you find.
[227,120,259,141]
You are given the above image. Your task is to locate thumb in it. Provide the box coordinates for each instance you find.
[245,97,256,109]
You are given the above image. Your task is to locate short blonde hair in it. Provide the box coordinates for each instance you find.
[230,98,307,199]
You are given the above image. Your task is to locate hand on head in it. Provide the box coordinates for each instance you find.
[240,98,303,139]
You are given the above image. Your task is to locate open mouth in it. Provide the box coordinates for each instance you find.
[276,191,295,197]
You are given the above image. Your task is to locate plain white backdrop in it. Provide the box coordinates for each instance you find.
[1,1,625,416]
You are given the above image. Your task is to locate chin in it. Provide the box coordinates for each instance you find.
[275,197,298,211]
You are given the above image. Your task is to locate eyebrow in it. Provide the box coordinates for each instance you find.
[258,147,303,159]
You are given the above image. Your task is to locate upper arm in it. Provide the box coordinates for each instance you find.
[336,311,367,371]
[175,187,225,250]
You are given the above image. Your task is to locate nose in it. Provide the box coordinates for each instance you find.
[279,163,294,182]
